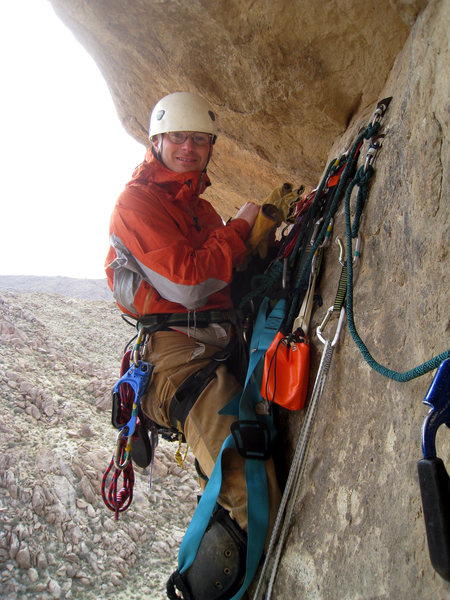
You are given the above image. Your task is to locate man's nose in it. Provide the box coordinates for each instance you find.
[180,135,196,149]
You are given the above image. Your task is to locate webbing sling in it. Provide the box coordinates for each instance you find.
[177,297,286,600]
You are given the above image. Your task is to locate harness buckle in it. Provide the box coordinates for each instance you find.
[230,420,271,460]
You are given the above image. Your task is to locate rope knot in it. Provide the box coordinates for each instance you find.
[117,488,131,504]
[356,164,375,186]
[364,122,381,139]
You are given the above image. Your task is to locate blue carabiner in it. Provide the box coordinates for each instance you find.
[113,361,154,437]
[421,358,450,459]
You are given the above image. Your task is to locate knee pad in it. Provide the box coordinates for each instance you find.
[166,506,247,600]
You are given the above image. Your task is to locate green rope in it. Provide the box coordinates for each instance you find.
[284,125,376,329]
[344,165,450,381]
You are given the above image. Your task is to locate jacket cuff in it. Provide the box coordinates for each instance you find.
[227,218,251,240]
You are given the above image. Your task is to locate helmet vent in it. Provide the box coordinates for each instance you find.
[156,109,165,121]
[208,110,216,122]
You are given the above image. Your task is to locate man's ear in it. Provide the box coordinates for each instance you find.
[152,135,160,151]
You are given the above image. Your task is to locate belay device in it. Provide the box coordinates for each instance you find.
[101,348,153,519]
[417,358,450,581]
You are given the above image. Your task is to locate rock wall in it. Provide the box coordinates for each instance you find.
[49,0,426,218]
[272,2,449,599]
[46,0,449,598]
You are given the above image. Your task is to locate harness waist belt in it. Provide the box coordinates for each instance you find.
[137,309,237,331]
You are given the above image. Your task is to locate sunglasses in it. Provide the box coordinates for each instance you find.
[166,132,212,146]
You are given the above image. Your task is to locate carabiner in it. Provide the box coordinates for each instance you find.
[282,256,289,290]
[369,97,393,128]
[336,235,361,267]
[114,429,132,470]
[310,218,324,247]
[421,358,450,459]
[417,358,450,581]
[316,306,346,347]
[337,237,345,265]
[364,140,382,173]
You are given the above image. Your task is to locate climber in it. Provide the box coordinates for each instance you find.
[105,91,281,599]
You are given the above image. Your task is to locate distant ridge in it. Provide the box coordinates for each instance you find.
[0,275,113,301]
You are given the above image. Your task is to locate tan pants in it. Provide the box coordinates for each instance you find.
[141,329,281,535]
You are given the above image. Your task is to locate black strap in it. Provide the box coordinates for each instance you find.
[167,570,192,600]
[138,309,237,332]
[169,347,231,431]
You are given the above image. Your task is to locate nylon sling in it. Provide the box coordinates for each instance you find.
[177,297,286,600]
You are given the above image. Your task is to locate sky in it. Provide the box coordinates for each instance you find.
[0,0,146,279]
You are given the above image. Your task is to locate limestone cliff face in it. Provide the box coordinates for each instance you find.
[48,1,449,598]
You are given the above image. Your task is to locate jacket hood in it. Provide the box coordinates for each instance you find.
[127,148,211,197]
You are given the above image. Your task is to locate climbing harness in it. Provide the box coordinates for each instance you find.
[102,310,245,520]
[252,239,351,600]
[417,358,450,581]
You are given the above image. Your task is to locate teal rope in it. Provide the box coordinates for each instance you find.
[285,125,375,328]
[344,165,450,381]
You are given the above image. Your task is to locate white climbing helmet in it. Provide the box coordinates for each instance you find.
[148,92,218,141]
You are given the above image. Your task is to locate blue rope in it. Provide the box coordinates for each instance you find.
[344,165,450,381]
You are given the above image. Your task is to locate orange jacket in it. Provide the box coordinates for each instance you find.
[105,150,250,317]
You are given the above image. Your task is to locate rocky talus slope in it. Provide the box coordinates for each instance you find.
[0,291,201,600]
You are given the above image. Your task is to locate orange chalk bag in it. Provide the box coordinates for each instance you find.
[261,330,310,411]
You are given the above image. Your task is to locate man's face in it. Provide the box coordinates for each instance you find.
[154,132,212,173]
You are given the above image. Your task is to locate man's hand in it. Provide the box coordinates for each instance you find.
[232,202,260,228]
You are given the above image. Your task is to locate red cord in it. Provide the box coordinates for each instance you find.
[101,350,137,519]
[101,438,135,519]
